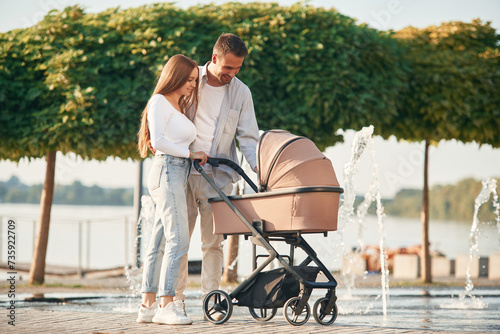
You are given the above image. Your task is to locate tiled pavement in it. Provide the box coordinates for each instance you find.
[3,270,498,333]
[4,309,480,334]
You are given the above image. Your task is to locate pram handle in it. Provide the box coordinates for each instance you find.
[193,158,259,193]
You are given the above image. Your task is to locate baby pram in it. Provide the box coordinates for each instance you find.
[193,130,343,326]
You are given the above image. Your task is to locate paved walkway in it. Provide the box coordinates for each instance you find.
[3,270,498,333]
[4,309,480,334]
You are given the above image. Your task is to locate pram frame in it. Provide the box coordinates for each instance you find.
[194,158,341,326]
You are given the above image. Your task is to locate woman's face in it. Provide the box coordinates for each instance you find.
[178,67,198,96]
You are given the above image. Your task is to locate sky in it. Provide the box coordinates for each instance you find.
[1,0,499,198]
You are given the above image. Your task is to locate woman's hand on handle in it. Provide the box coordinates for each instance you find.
[193,151,210,165]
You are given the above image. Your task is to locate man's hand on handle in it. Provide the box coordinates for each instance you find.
[193,151,210,165]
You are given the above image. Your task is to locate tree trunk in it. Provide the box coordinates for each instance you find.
[29,151,56,285]
[222,235,239,283]
[421,140,432,283]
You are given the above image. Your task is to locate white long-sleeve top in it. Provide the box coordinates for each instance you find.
[147,94,196,158]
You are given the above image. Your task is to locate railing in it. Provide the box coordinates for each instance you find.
[0,213,135,276]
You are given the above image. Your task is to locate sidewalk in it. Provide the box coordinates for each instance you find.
[5,309,481,334]
[3,268,499,333]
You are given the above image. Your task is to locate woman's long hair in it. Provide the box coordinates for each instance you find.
[137,54,198,158]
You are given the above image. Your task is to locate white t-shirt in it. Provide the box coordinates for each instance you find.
[192,84,226,153]
[191,84,226,173]
[147,94,196,158]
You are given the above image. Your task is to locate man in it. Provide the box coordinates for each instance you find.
[174,33,260,317]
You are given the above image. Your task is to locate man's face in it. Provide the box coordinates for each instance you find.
[211,52,244,85]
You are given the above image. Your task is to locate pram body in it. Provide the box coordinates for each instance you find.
[195,130,343,326]
[210,187,340,234]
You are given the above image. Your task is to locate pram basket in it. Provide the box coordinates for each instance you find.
[195,130,343,326]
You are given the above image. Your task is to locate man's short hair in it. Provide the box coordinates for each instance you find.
[213,33,249,58]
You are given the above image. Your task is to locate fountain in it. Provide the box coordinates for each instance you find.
[121,195,155,312]
[336,127,372,298]
[459,178,500,305]
[125,195,155,294]
[336,125,390,315]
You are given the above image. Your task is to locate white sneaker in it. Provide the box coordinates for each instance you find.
[136,302,159,323]
[152,302,193,325]
[174,300,187,316]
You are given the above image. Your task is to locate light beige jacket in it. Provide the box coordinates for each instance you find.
[189,63,260,188]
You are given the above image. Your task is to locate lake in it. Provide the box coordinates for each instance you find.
[0,202,498,276]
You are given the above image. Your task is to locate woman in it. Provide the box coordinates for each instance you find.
[136,54,207,325]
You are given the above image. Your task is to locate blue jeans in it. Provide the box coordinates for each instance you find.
[141,155,191,297]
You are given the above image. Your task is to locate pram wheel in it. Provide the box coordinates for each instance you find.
[313,297,338,325]
[248,307,277,321]
[202,290,233,324]
[283,297,310,326]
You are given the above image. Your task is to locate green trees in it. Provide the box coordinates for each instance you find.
[393,20,500,282]
[1,18,59,285]
[0,6,152,284]
[0,3,498,284]
[384,178,500,221]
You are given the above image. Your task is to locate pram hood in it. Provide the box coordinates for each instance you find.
[257,130,339,191]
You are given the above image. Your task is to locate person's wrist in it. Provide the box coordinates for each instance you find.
[189,151,195,159]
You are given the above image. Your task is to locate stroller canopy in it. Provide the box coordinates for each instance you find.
[257,130,339,191]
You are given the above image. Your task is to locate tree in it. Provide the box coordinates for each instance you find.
[1,18,62,284]
[0,6,154,283]
[393,19,500,282]
[1,3,406,283]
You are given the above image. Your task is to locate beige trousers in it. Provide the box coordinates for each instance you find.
[175,174,233,300]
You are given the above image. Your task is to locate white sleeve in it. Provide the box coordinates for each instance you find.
[148,96,191,158]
